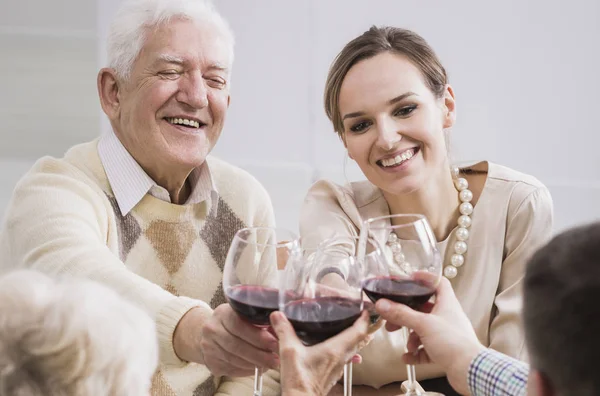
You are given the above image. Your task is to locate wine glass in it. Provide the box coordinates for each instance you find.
[223,227,299,396]
[279,235,364,396]
[359,214,443,396]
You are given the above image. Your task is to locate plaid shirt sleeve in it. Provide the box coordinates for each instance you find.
[468,349,529,396]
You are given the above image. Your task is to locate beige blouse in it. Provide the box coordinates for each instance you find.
[299,161,553,388]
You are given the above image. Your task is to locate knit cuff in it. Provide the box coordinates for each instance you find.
[156,296,212,368]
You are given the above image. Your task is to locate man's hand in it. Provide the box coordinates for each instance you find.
[173,304,280,377]
[271,311,369,396]
[375,277,485,395]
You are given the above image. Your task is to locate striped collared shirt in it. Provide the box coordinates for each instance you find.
[468,348,529,396]
[98,129,217,216]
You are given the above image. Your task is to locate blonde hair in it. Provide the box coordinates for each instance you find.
[0,270,158,396]
[324,26,448,138]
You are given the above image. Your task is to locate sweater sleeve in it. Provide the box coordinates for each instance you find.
[489,186,553,359]
[0,160,211,368]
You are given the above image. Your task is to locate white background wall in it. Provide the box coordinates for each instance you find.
[2,0,600,234]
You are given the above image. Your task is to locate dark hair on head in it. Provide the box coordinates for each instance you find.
[324,26,447,137]
[524,221,600,396]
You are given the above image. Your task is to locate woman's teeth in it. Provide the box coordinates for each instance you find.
[381,148,415,167]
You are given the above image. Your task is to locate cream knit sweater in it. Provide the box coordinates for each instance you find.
[0,140,281,396]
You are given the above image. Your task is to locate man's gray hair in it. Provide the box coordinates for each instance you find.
[0,270,158,396]
[107,0,235,80]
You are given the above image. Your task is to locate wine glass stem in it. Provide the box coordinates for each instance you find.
[254,367,264,396]
[402,327,419,393]
[344,362,353,396]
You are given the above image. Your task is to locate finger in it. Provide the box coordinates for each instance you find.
[222,309,279,352]
[376,299,426,333]
[214,329,280,370]
[351,354,362,364]
[211,353,257,377]
[385,322,402,332]
[270,311,301,349]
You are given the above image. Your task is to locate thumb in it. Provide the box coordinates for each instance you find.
[375,299,427,333]
[270,311,300,347]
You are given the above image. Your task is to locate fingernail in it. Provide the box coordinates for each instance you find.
[378,300,390,313]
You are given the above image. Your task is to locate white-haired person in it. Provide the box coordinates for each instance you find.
[0,270,157,396]
[0,0,280,394]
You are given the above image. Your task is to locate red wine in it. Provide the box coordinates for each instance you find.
[226,285,279,326]
[284,296,362,346]
[362,276,435,310]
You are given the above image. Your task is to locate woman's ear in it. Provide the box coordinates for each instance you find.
[442,85,456,129]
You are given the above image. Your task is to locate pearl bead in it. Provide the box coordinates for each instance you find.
[451,166,460,178]
[394,252,405,263]
[460,202,474,215]
[455,178,469,191]
[387,233,398,244]
[391,242,402,253]
[455,227,469,241]
[459,189,473,202]
[444,265,458,279]
[451,254,465,267]
[458,215,472,228]
[454,241,468,254]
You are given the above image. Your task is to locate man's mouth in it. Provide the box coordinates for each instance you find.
[376,147,419,168]
[165,117,205,129]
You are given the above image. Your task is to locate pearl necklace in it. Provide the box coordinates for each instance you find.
[386,166,473,280]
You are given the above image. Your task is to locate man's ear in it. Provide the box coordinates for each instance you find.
[98,68,123,120]
[528,369,556,396]
[442,84,456,129]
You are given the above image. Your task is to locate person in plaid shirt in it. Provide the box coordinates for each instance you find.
[375,221,600,396]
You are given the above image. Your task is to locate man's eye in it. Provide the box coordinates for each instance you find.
[159,70,180,79]
[206,78,226,88]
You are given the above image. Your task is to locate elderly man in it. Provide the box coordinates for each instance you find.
[0,0,280,394]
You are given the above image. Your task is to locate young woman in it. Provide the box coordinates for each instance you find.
[300,26,553,392]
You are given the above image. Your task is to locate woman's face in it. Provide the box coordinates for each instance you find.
[339,52,455,196]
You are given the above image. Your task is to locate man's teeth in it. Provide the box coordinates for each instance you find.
[381,149,415,167]
[167,117,201,128]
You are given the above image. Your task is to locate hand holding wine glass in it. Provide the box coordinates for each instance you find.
[223,227,299,396]
[359,214,444,396]
[375,277,484,396]
[279,236,365,396]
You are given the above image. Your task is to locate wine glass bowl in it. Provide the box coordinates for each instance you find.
[359,214,443,396]
[223,227,299,396]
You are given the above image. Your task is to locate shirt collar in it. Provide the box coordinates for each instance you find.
[98,129,217,216]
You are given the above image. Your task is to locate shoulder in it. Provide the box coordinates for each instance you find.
[481,162,553,221]
[7,141,112,217]
[16,140,108,195]
[304,178,381,209]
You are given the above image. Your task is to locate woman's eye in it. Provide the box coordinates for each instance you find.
[349,120,372,133]
[394,105,417,117]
